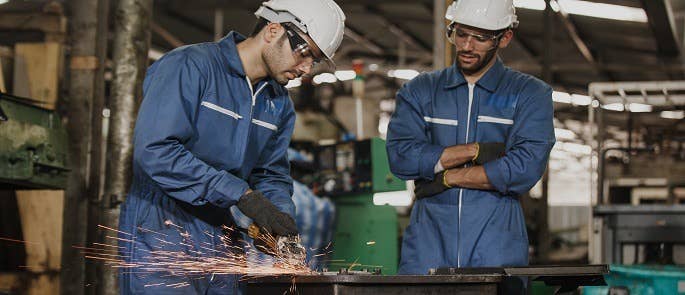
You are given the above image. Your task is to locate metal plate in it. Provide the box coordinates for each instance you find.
[247,274,504,284]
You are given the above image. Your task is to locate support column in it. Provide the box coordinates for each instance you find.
[61,0,98,293]
[99,0,153,294]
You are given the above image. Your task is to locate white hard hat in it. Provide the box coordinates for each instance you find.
[255,0,346,68]
[445,0,519,31]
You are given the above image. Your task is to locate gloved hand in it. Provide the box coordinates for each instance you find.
[414,171,450,199]
[236,190,298,237]
[473,142,505,165]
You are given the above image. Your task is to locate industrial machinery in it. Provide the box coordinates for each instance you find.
[316,138,405,275]
[0,93,69,189]
[246,265,608,295]
[587,81,685,293]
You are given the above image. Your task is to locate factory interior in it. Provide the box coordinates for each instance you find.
[1,0,685,294]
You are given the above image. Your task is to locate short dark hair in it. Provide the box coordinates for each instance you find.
[251,17,270,37]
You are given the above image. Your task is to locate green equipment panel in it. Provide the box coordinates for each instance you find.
[331,194,398,275]
[370,137,405,192]
[323,138,404,275]
[0,94,69,189]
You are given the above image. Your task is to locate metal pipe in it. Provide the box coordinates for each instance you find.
[62,0,98,293]
[85,0,109,294]
[536,0,554,264]
[100,0,153,294]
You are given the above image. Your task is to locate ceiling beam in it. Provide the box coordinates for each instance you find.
[553,1,616,82]
[343,26,385,56]
[364,5,432,58]
[640,0,681,56]
[151,21,185,48]
[508,61,685,73]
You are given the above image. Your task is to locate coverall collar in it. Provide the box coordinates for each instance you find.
[220,31,282,93]
[445,56,505,92]
[219,31,249,77]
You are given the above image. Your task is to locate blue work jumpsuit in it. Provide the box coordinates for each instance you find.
[386,58,555,275]
[118,32,296,294]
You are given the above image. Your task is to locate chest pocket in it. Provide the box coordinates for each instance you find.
[476,104,514,143]
[425,115,459,147]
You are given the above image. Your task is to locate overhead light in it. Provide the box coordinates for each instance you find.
[285,77,302,89]
[571,94,591,106]
[388,69,419,80]
[552,91,572,104]
[0,0,8,5]
[334,70,356,81]
[627,103,652,113]
[554,128,576,140]
[515,0,647,23]
[661,111,685,120]
[557,0,647,23]
[373,191,412,207]
[313,73,337,85]
[602,103,624,112]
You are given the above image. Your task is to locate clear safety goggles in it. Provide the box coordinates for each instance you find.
[284,24,324,71]
[446,23,504,51]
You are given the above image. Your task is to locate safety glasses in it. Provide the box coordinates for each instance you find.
[446,23,504,51]
[284,24,323,69]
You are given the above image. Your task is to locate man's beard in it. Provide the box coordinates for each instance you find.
[457,48,497,75]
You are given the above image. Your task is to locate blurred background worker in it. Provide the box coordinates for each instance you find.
[118,0,345,293]
[386,0,555,293]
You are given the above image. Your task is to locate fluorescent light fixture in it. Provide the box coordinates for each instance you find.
[660,111,685,120]
[334,70,356,81]
[602,103,625,112]
[388,69,419,80]
[571,94,592,106]
[515,0,647,23]
[313,73,337,85]
[285,77,302,89]
[557,0,647,23]
[627,103,652,113]
[373,190,412,207]
[552,91,572,104]
[554,128,576,140]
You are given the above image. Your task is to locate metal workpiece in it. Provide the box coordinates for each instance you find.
[247,265,608,295]
[247,273,503,295]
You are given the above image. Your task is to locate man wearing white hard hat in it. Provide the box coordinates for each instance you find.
[118,1,345,293]
[386,0,555,293]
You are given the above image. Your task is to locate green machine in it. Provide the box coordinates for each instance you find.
[0,93,69,189]
[317,138,405,275]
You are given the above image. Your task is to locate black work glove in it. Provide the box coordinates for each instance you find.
[473,142,506,165]
[236,190,298,237]
[414,171,450,199]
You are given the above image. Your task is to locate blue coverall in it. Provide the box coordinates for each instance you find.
[118,32,296,294]
[386,58,555,275]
